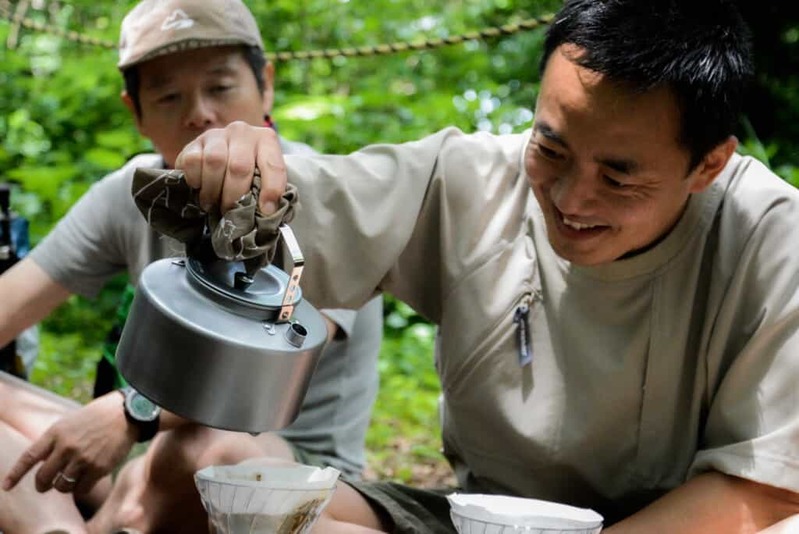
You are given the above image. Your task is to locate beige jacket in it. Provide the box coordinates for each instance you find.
[285,128,799,520]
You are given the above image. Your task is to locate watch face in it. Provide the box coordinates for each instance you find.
[126,390,160,422]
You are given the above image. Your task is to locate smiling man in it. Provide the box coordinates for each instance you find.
[168,0,799,531]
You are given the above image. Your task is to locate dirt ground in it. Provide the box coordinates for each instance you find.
[364,437,458,489]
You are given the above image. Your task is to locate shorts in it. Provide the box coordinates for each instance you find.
[348,481,458,534]
[286,440,325,468]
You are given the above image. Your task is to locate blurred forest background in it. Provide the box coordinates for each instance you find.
[1,0,798,485]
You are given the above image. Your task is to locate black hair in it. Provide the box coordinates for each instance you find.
[540,0,754,170]
[122,45,267,117]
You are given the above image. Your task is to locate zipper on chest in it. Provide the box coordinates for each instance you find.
[513,290,541,367]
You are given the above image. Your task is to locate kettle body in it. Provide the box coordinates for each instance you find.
[117,251,328,433]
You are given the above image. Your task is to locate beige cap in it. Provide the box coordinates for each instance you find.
[118,0,264,70]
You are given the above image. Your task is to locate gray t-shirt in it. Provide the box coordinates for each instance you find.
[29,140,382,476]
[274,128,799,520]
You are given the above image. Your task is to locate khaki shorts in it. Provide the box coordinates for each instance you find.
[348,481,457,534]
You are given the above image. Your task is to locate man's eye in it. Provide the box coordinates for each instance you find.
[157,93,179,104]
[604,175,628,188]
[536,144,563,160]
[211,85,233,93]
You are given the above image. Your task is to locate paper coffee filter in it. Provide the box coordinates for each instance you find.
[197,464,340,490]
[194,464,340,533]
[448,494,603,533]
[449,512,603,534]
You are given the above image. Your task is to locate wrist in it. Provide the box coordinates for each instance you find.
[119,386,161,442]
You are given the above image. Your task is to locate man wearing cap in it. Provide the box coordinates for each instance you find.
[0,0,382,531]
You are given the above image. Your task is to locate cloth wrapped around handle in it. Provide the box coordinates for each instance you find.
[132,168,299,275]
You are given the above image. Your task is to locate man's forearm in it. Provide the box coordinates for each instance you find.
[0,258,71,347]
[607,472,799,533]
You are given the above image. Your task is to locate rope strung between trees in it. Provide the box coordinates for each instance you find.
[266,16,555,62]
[0,0,554,62]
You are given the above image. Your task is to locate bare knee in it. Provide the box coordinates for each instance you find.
[145,424,218,487]
[195,429,291,470]
[191,429,296,470]
[147,425,274,483]
[311,514,387,533]
[322,482,388,532]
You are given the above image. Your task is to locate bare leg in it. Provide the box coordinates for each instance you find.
[760,515,799,533]
[0,421,87,534]
[0,371,77,440]
[311,516,388,534]
[311,482,389,533]
[88,425,296,533]
[0,372,112,512]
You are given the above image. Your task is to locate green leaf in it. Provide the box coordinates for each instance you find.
[84,147,127,169]
[6,165,78,199]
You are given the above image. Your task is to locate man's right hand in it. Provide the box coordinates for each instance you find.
[175,121,288,216]
[2,391,138,496]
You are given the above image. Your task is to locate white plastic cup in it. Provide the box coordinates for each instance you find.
[448,493,603,534]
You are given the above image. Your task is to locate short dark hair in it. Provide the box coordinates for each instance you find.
[122,45,267,117]
[540,0,754,170]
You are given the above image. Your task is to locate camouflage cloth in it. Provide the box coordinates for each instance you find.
[132,168,298,274]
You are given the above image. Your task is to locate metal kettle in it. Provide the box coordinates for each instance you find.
[116,225,328,433]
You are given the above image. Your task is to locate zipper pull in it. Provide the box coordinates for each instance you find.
[514,297,532,367]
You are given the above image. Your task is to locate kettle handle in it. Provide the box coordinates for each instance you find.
[277,224,305,322]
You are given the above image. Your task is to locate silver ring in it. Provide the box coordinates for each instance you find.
[56,472,77,485]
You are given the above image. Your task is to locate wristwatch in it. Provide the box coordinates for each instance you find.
[119,386,161,442]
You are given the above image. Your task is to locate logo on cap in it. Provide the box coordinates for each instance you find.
[161,9,195,31]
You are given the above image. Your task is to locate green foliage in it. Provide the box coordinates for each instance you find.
[735,2,799,170]
[367,306,443,483]
[267,1,553,152]
[738,117,799,188]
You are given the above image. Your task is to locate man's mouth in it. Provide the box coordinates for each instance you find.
[552,211,610,241]
[562,217,602,231]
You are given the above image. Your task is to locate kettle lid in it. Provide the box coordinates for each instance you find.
[185,256,302,322]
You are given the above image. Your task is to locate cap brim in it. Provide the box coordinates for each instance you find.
[118,37,262,70]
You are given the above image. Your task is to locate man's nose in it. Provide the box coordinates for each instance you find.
[550,166,598,214]
[183,94,215,129]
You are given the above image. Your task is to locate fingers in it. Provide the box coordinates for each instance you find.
[7,433,83,494]
[221,128,258,213]
[175,121,286,215]
[60,464,104,497]
[2,435,54,491]
[32,439,69,493]
[254,130,287,214]
[175,137,205,194]
[73,468,100,497]
[52,469,80,494]
[4,437,96,496]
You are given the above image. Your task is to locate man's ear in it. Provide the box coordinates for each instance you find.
[261,61,275,116]
[689,136,738,193]
[121,91,144,134]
